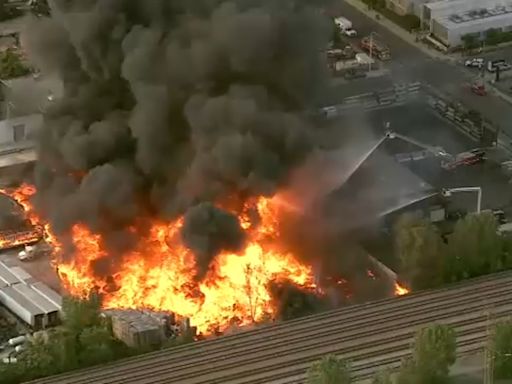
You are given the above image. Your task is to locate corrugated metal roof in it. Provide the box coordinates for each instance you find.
[0,285,45,316]
[31,282,62,309]
[9,266,33,282]
[0,262,19,285]
[12,283,60,314]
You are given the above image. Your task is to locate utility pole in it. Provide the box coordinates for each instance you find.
[484,311,493,384]
[369,33,373,72]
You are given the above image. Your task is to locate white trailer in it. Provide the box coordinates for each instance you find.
[334,17,357,37]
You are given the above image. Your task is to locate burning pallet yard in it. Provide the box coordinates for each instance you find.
[102,309,195,350]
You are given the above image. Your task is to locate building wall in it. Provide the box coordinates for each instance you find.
[387,0,432,16]
[423,0,512,46]
[0,114,42,150]
[445,15,512,46]
[387,0,412,16]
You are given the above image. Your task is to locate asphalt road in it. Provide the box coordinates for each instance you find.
[329,1,512,132]
[366,104,512,212]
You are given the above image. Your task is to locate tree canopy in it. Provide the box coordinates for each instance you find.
[396,324,456,384]
[307,355,352,384]
[490,319,512,379]
[444,212,506,281]
[394,214,444,290]
[371,370,393,384]
[394,212,512,290]
[0,48,31,80]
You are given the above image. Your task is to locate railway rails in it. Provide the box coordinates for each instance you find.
[28,271,512,384]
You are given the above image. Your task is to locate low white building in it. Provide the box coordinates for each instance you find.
[422,0,512,47]
[0,75,62,157]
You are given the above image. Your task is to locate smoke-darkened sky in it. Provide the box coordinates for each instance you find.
[22,0,334,277]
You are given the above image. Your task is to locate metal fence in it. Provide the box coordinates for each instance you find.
[319,81,422,118]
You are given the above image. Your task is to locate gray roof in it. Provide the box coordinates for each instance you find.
[327,149,434,229]
[0,262,19,285]
[12,283,60,314]
[8,266,33,282]
[0,285,45,316]
[31,282,63,309]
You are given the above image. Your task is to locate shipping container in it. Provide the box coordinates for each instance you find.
[8,266,33,283]
[12,283,60,326]
[31,282,62,309]
[0,262,19,285]
[0,285,45,328]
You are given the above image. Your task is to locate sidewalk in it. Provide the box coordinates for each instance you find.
[344,0,459,64]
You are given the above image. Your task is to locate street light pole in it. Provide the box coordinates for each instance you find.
[369,32,376,72]
[441,186,482,214]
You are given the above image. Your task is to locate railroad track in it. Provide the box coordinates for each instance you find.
[28,271,512,384]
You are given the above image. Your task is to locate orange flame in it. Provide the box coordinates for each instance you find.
[62,197,315,333]
[3,184,316,334]
[394,281,410,296]
[0,183,44,249]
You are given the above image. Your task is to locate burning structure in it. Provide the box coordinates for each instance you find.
[0,0,410,339]
[0,185,43,250]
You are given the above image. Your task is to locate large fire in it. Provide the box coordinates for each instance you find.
[1,183,409,334]
[2,184,315,334]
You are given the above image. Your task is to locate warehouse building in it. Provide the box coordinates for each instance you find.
[0,261,62,329]
[421,0,512,47]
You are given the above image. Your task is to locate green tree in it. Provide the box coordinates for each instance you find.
[444,212,503,282]
[485,28,502,45]
[372,370,393,384]
[490,319,512,379]
[18,335,59,378]
[394,214,445,290]
[61,293,102,335]
[307,355,351,384]
[0,48,31,80]
[461,33,479,50]
[78,326,115,365]
[396,324,456,384]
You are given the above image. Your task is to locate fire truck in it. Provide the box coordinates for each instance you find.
[360,36,391,61]
[441,149,486,170]
[384,130,486,171]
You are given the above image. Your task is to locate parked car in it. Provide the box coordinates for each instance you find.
[343,28,357,37]
[464,58,484,68]
[488,59,506,72]
[496,62,512,72]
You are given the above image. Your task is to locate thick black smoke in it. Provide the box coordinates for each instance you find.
[22,0,331,277]
[182,202,245,279]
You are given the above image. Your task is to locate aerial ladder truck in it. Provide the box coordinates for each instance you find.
[383,130,486,170]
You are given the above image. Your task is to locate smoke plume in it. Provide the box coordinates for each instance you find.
[22,0,332,277]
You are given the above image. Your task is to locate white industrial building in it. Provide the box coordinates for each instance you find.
[421,0,512,47]
[0,261,62,329]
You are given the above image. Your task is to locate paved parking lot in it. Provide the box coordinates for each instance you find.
[339,103,512,214]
